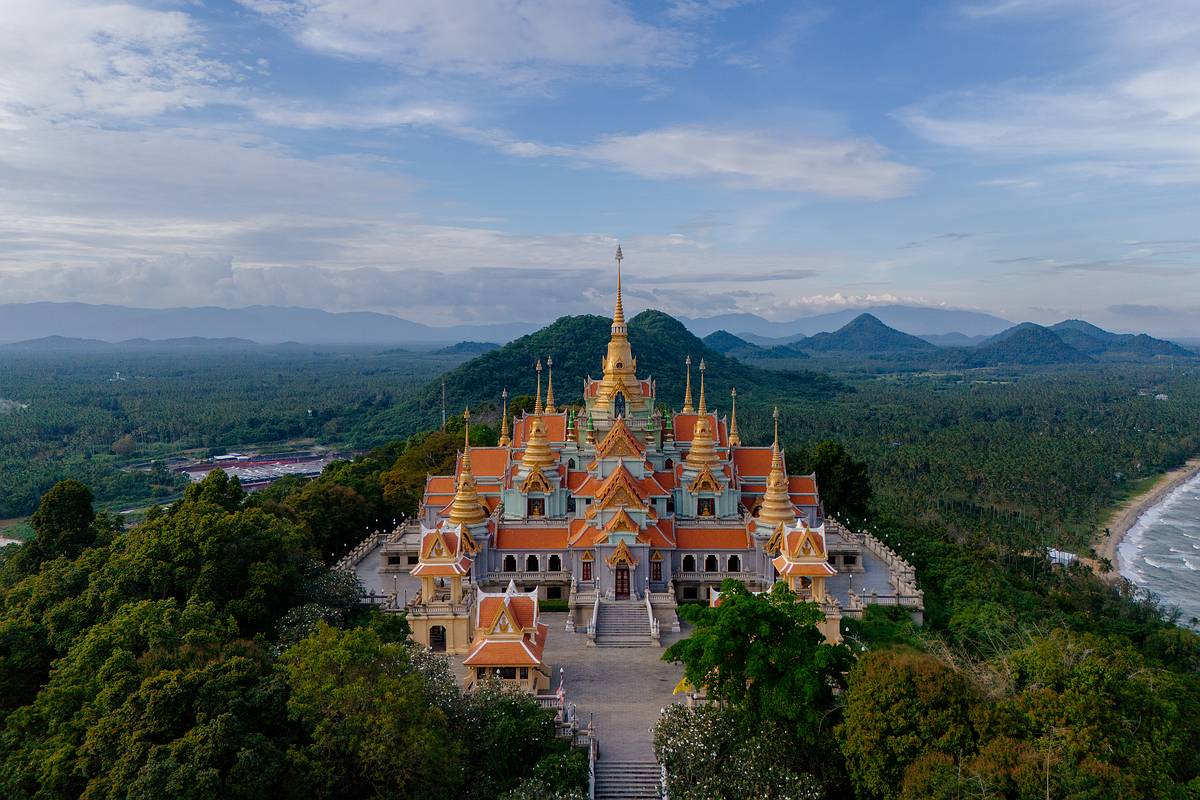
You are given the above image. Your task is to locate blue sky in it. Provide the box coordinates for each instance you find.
[1,0,1199,334]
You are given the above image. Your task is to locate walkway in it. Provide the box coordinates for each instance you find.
[540,612,689,761]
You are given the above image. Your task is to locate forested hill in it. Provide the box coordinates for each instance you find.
[373,310,848,434]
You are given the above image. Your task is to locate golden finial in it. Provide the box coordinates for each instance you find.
[758,405,795,526]
[681,355,694,413]
[729,387,741,447]
[449,407,486,526]
[685,360,719,468]
[545,355,556,413]
[534,359,544,415]
[498,388,511,447]
[521,415,557,469]
[613,244,625,328]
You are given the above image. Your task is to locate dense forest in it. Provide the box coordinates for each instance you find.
[4,308,1200,797]
[0,473,586,800]
[0,345,464,518]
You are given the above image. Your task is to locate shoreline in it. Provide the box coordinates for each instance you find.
[1095,457,1200,579]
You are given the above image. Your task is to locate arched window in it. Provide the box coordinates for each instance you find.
[526,554,540,572]
[704,554,719,573]
[567,496,576,514]
[614,392,626,419]
[727,554,741,573]
[549,554,562,571]
[666,496,675,513]
[683,554,696,572]
[664,457,673,469]
[567,458,576,469]
[503,554,517,572]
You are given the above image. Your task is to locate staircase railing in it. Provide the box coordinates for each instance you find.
[587,594,601,645]
[645,584,661,642]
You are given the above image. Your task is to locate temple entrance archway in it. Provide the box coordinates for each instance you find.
[615,566,630,599]
[430,625,447,653]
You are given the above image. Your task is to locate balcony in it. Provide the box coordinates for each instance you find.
[489,569,572,584]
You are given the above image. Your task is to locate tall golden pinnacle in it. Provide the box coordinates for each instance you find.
[498,388,511,447]
[545,355,556,413]
[534,358,544,415]
[685,359,720,468]
[613,243,625,328]
[521,415,557,469]
[449,408,487,526]
[682,355,694,413]
[758,406,796,526]
[729,387,741,447]
[600,244,642,408]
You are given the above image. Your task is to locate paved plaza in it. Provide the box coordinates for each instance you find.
[540,613,692,761]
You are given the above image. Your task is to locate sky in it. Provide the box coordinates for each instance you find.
[1,0,1199,334]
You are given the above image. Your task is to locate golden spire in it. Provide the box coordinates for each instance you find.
[449,408,487,526]
[685,360,719,468]
[498,388,511,447]
[613,243,625,328]
[682,355,694,413]
[729,387,741,447]
[534,358,544,415]
[521,414,557,469]
[757,406,796,526]
[600,245,641,408]
[545,355,556,413]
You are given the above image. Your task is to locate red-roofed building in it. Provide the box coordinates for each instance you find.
[376,248,884,648]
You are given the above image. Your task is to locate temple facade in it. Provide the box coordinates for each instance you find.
[388,246,864,649]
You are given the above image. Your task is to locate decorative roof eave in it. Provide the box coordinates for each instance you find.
[605,538,639,567]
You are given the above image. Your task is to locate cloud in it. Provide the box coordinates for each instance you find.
[900,1,1200,183]
[0,0,230,121]
[583,126,920,198]
[236,0,686,77]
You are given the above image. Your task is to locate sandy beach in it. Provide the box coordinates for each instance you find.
[1096,457,1200,578]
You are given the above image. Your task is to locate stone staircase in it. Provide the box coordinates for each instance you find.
[594,760,662,799]
[594,600,655,647]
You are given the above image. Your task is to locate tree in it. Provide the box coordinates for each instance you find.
[665,581,852,738]
[278,623,459,800]
[284,481,374,563]
[839,649,977,800]
[182,469,245,512]
[800,440,871,523]
[26,479,97,566]
[654,704,822,800]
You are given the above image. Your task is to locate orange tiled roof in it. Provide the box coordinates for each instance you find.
[732,447,774,476]
[788,475,817,494]
[476,594,538,630]
[641,519,675,548]
[462,624,548,667]
[675,526,750,549]
[653,470,678,490]
[410,558,471,577]
[461,447,509,478]
[772,557,836,577]
[426,475,455,493]
[494,526,569,549]
[512,412,570,447]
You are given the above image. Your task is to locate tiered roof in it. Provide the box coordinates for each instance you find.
[463,581,548,668]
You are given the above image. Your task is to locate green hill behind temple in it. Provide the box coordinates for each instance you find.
[958,323,1093,366]
[375,310,848,434]
[800,313,939,354]
[1049,319,1195,358]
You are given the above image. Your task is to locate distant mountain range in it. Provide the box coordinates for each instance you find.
[0,302,1191,360]
[0,302,534,345]
[707,313,1196,367]
[682,305,1015,341]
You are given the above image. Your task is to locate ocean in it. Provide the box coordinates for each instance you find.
[1119,471,1200,626]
